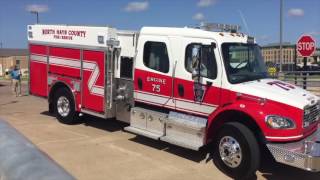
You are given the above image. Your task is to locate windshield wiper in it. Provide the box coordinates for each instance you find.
[253,72,269,79]
[230,73,267,83]
[234,61,247,69]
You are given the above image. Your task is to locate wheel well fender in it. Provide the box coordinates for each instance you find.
[48,81,75,109]
[206,110,266,146]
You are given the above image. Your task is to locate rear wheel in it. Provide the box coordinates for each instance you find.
[212,122,260,179]
[54,88,78,124]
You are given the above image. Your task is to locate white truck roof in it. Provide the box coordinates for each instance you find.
[117,30,138,58]
[140,26,250,44]
[27,24,117,48]
[27,24,251,50]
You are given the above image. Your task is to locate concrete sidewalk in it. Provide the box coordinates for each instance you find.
[0,80,319,180]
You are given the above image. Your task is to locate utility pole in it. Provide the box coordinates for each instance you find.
[30,11,39,24]
[294,44,297,85]
[279,0,283,72]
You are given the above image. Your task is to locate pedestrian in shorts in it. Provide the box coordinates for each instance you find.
[11,65,22,97]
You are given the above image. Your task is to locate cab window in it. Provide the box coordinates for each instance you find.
[143,41,169,73]
[185,43,217,79]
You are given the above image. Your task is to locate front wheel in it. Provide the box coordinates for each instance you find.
[212,122,260,179]
[54,88,78,124]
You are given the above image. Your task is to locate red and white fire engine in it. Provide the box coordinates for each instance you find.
[28,24,320,179]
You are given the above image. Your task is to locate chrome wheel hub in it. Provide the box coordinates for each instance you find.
[57,96,70,117]
[219,136,242,168]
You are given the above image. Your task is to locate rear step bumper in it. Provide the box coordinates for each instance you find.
[267,127,320,172]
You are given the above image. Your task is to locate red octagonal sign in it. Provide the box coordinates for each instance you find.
[296,35,316,57]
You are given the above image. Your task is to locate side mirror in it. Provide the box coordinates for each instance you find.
[191,45,201,82]
[192,69,199,81]
[190,44,205,102]
[211,42,216,49]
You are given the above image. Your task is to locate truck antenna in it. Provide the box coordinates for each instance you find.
[238,10,251,35]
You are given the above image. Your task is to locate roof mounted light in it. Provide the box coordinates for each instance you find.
[97,35,104,44]
[106,38,120,47]
[247,36,255,44]
[199,22,241,33]
[28,31,33,39]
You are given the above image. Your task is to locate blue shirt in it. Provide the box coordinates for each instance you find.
[11,69,21,80]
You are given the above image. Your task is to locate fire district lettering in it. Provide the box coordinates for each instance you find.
[42,29,86,40]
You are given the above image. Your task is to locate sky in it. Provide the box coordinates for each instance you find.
[0,0,319,48]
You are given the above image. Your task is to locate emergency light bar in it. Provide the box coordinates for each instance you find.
[199,22,241,33]
[247,36,255,44]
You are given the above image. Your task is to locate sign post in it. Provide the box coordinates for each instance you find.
[296,35,316,89]
[294,44,297,85]
[0,64,3,77]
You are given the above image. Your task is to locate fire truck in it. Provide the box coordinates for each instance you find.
[27,24,320,179]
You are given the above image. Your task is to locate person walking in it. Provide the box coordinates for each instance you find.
[11,65,22,97]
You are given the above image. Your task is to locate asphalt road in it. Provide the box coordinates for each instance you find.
[0,80,319,180]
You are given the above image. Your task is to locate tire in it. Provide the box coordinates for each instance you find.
[53,88,78,124]
[212,122,260,179]
[49,102,54,114]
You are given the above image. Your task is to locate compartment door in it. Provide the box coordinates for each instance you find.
[29,44,48,97]
[82,50,105,113]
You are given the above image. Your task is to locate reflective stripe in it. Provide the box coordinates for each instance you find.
[30,54,47,63]
[266,135,303,140]
[134,91,216,115]
[49,57,81,68]
[176,99,216,115]
[83,60,104,96]
[32,54,104,97]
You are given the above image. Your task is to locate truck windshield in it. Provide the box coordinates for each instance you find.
[222,43,268,84]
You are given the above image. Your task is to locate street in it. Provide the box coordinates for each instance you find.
[0,80,319,180]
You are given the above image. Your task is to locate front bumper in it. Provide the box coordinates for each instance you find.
[267,127,320,172]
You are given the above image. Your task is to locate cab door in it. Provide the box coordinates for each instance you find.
[174,38,221,116]
[134,35,174,109]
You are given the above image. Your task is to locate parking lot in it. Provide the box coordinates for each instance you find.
[0,80,319,180]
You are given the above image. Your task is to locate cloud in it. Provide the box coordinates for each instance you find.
[192,13,205,21]
[288,8,304,17]
[197,0,217,7]
[26,4,49,13]
[124,1,149,12]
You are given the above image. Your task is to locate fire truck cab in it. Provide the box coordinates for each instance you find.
[28,24,320,179]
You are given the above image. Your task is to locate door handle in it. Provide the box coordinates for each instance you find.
[138,78,143,90]
[206,81,212,86]
[178,84,184,97]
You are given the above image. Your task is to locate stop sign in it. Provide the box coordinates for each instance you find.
[296,35,316,57]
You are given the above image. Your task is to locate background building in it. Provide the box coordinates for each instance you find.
[0,48,28,77]
[261,43,320,69]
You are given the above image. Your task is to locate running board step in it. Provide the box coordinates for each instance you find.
[161,111,207,151]
[160,136,202,151]
[124,126,162,140]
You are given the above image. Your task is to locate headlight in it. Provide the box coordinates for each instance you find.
[265,115,296,129]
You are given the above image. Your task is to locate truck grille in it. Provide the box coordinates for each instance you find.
[304,103,320,128]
